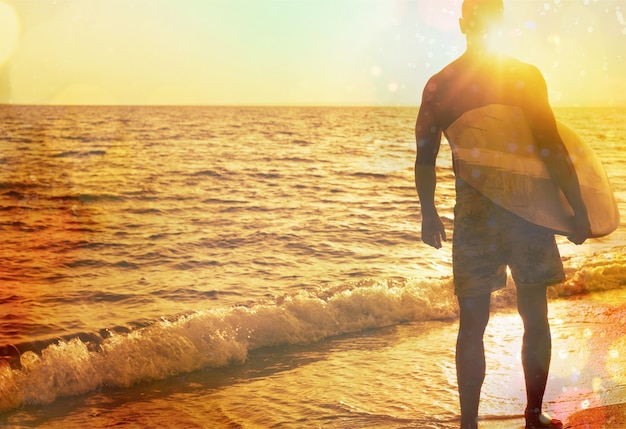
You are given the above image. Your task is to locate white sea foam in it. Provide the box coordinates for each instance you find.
[0,277,457,412]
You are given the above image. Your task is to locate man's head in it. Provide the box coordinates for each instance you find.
[460,0,504,36]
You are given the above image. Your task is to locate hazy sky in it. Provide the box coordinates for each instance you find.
[1,0,625,106]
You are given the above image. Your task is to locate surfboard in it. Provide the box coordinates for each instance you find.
[443,104,619,238]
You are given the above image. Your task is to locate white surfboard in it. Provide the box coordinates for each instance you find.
[444,104,619,238]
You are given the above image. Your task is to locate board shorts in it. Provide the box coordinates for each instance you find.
[452,179,565,297]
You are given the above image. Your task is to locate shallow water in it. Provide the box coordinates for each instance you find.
[3,288,625,428]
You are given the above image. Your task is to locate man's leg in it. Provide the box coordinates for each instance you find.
[517,286,562,429]
[456,294,491,429]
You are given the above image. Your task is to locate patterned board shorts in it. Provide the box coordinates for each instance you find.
[452,179,565,297]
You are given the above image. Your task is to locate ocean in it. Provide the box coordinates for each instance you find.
[0,105,625,428]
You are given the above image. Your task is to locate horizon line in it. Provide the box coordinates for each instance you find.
[1,102,625,109]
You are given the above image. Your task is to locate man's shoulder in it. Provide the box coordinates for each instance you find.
[424,58,463,91]
[499,55,542,77]
[432,57,464,79]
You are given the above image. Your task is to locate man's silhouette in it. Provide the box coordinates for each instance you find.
[414,1,591,428]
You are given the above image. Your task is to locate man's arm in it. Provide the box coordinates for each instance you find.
[525,67,591,244]
[415,82,446,249]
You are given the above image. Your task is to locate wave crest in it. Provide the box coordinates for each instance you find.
[0,277,456,412]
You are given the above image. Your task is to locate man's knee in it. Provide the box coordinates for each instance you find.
[517,286,548,317]
[458,294,491,334]
[517,287,550,335]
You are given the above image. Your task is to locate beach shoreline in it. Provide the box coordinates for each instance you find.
[568,402,626,428]
[480,402,626,428]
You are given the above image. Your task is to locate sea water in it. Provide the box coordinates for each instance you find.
[0,105,625,428]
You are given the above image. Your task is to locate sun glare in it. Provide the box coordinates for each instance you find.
[606,336,626,386]
[484,24,507,55]
[0,1,19,66]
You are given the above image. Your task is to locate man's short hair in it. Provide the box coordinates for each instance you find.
[462,0,504,33]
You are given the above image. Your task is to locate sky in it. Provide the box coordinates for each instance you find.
[0,0,625,106]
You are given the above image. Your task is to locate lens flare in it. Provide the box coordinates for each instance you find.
[484,25,506,55]
[606,335,626,386]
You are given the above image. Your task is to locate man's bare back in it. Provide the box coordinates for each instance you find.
[419,53,545,131]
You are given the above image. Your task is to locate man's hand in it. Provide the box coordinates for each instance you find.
[421,215,447,249]
[567,214,591,245]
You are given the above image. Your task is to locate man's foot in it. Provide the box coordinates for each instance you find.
[525,409,563,429]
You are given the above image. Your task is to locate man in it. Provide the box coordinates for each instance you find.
[414,1,591,428]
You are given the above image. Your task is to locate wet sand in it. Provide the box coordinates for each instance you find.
[481,402,626,428]
[462,287,626,429]
[567,402,626,428]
